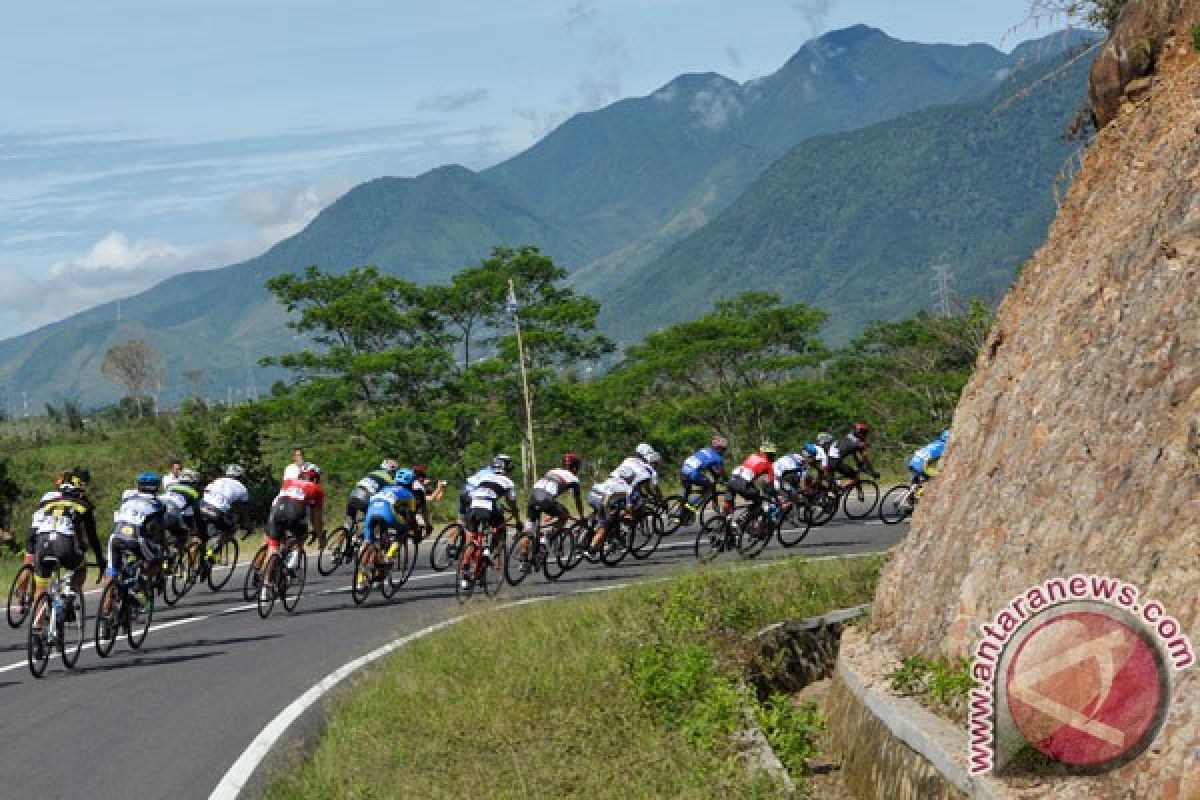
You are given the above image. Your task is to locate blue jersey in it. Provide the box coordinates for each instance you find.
[908,439,946,474]
[681,447,724,479]
[365,485,417,531]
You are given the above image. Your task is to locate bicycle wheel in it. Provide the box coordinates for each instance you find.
[543,529,571,582]
[879,485,914,524]
[455,542,478,603]
[378,537,409,598]
[505,532,535,587]
[396,536,416,586]
[630,514,664,560]
[482,535,505,597]
[777,502,813,547]
[127,582,154,649]
[600,519,631,567]
[699,492,721,526]
[281,549,306,612]
[7,563,34,628]
[351,544,377,606]
[243,545,267,602]
[842,480,880,520]
[160,549,181,607]
[172,546,199,600]
[694,516,729,564]
[318,527,349,576]
[806,489,838,527]
[737,511,772,558]
[207,536,239,591]
[60,591,86,669]
[430,523,463,572]
[27,594,52,678]
[563,521,589,570]
[257,554,280,619]
[94,583,119,658]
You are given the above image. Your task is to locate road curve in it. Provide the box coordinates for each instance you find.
[0,516,905,800]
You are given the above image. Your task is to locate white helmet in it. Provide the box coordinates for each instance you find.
[225,464,246,480]
[380,458,400,473]
[635,443,656,460]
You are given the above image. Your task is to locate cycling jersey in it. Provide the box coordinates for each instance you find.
[467,472,516,531]
[458,466,495,516]
[30,494,89,579]
[529,468,581,518]
[805,444,830,470]
[829,433,866,462]
[587,476,631,522]
[363,485,417,542]
[160,483,201,541]
[681,447,725,480]
[612,457,658,494]
[107,491,166,577]
[732,453,775,486]
[202,477,249,514]
[908,438,946,477]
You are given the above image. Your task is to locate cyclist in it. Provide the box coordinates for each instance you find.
[585,473,632,554]
[27,477,95,624]
[101,472,167,613]
[521,452,585,550]
[160,468,203,550]
[457,461,497,528]
[408,464,443,540]
[413,464,446,504]
[263,463,325,599]
[345,459,397,530]
[361,468,418,583]
[772,448,808,502]
[198,464,251,558]
[679,436,727,523]
[461,455,521,589]
[909,429,949,484]
[828,423,880,487]
[613,443,663,509]
[725,441,780,526]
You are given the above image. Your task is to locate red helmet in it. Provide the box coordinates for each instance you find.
[853,422,870,437]
[710,436,728,451]
[562,452,582,473]
[412,463,427,478]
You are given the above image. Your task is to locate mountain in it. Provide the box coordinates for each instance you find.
[0,27,1074,407]
[601,43,1098,344]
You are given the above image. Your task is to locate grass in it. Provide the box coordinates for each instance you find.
[887,654,976,724]
[266,555,880,800]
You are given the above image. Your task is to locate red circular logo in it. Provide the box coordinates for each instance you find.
[1005,609,1168,768]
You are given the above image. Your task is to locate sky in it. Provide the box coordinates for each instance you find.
[0,0,1073,339]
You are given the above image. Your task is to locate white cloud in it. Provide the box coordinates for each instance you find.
[229,177,355,243]
[417,88,491,113]
[689,82,743,130]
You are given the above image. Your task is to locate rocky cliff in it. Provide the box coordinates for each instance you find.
[862,1,1199,797]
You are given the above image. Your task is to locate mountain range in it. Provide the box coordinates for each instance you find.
[0,25,1097,408]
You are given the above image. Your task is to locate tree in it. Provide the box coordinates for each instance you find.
[101,339,163,418]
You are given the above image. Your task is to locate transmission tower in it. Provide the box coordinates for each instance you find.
[930,262,956,317]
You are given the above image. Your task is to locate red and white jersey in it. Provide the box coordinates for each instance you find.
[533,468,579,497]
[276,478,325,512]
[732,453,775,485]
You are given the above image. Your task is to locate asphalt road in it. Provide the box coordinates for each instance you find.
[0,514,906,800]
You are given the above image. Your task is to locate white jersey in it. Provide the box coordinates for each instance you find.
[533,468,579,497]
[810,445,830,469]
[612,457,657,489]
[469,472,516,512]
[202,477,249,514]
[113,492,163,531]
[283,463,302,482]
[774,454,804,481]
[162,473,182,490]
[31,492,75,536]
[589,476,631,505]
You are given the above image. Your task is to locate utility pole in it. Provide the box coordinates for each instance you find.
[508,279,537,489]
[931,262,955,317]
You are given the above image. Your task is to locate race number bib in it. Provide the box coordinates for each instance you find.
[533,478,559,496]
[683,455,703,472]
[732,465,754,482]
[280,486,307,502]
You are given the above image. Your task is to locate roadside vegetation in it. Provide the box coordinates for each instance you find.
[265,555,880,800]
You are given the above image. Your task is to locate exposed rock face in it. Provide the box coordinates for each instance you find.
[1089,0,1200,126]
[863,2,1200,796]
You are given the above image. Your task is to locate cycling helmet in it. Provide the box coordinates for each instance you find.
[69,466,91,487]
[394,467,415,487]
[493,454,514,473]
[634,442,654,459]
[299,463,321,481]
[562,452,582,473]
[136,471,161,494]
[58,480,82,497]
[760,440,778,457]
[816,432,833,447]
[225,464,246,480]
[853,422,870,438]
[412,463,427,478]
[380,458,400,473]
[940,429,950,442]
[803,443,818,457]
[710,436,728,451]
[180,468,202,485]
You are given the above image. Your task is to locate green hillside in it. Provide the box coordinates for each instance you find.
[602,48,1095,344]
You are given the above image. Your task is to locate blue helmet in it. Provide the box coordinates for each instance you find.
[136,471,161,494]
[394,467,415,487]
[940,429,951,442]
[803,443,818,457]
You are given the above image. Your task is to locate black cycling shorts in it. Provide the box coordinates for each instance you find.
[527,488,567,521]
[34,533,84,579]
[727,475,761,504]
[831,459,859,480]
[199,503,235,538]
[268,498,308,544]
[345,487,371,518]
[466,507,505,534]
